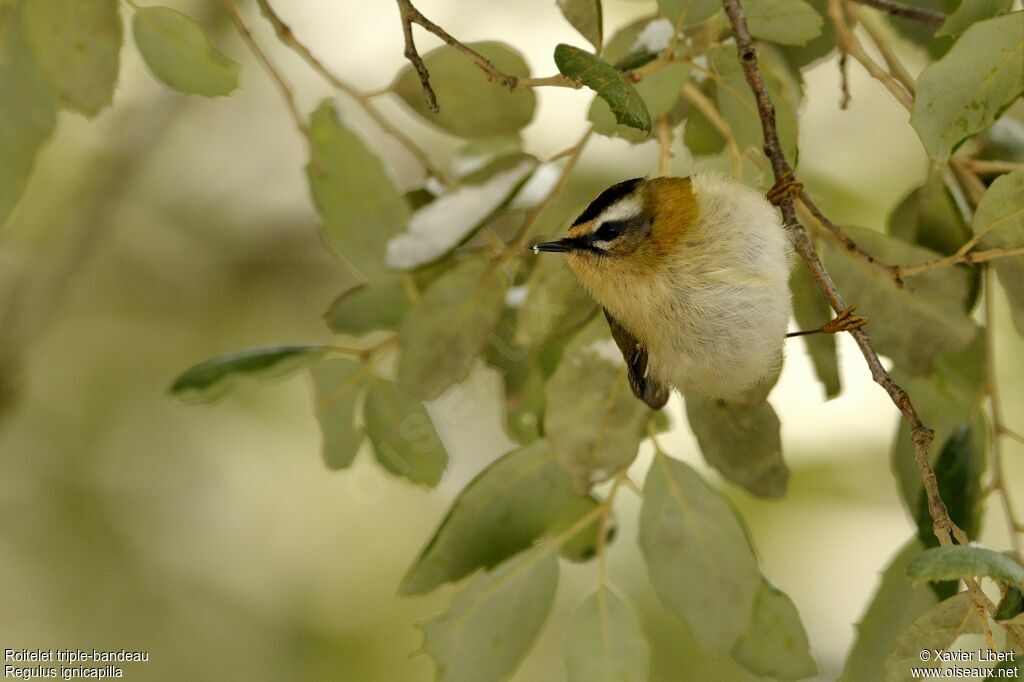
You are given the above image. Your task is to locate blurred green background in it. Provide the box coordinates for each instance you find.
[1,1,1022,679]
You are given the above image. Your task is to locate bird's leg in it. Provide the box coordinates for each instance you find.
[765,170,803,207]
[786,306,868,338]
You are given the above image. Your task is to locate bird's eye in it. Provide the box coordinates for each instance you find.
[593,220,627,242]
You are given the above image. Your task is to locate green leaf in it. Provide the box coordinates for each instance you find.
[884,592,983,681]
[778,0,837,72]
[908,546,1024,587]
[589,62,689,142]
[841,540,940,682]
[711,44,799,165]
[745,0,823,46]
[822,225,978,375]
[310,359,367,470]
[515,256,597,346]
[937,0,1012,38]
[324,277,410,335]
[888,169,972,257]
[363,377,447,487]
[657,0,721,26]
[550,493,607,563]
[132,6,239,97]
[400,442,578,595]
[419,548,558,682]
[0,6,57,226]
[679,80,727,156]
[392,41,536,138]
[791,262,841,398]
[170,345,328,403]
[972,170,1024,334]
[910,12,1024,161]
[639,452,761,653]
[554,43,651,133]
[684,397,788,498]
[995,586,1023,621]
[564,588,651,682]
[307,99,409,281]
[398,257,507,400]
[20,0,120,115]
[545,317,650,492]
[731,580,817,681]
[386,154,537,270]
[557,0,603,52]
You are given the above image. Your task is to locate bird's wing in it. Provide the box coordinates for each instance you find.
[603,308,670,410]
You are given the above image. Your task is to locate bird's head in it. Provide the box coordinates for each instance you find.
[532,177,698,281]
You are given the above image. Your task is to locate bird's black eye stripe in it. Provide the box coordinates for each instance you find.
[593,220,628,241]
[572,177,643,226]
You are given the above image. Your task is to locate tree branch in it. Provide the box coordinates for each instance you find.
[720,0,963,550]
[255,0,453,186]
[846,0,946,27]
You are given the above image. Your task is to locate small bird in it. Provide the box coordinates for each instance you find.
[532,174,795,409]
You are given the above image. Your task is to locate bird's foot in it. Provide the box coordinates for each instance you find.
[766,171,803,207]
[820,306,868,334]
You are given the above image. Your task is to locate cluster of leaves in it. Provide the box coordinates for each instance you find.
[6,0,1024,678]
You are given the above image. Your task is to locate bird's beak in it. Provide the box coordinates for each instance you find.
[531,238,576,254]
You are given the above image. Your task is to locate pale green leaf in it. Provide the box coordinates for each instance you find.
[555,43,651,133]
[564,588,651,682]
[386,154,537,270]
[790,262,841,398]
[973,169,1024,324]
[711,44,799,164]
[132,6,239,97]
[639,452,760,653]
[310,359,367,470]
[908,546,1024,587]
[545,317,650,492]
[937,0,1012,38]
[657,0,721,26]
[745,0,823,46]
[20,0,120,115]
[307,100,409,281]
[842,540,940,682]
[884,592,982,681]
[0,6,57,226]
[822,225,978,375]
[888,168,972,257]
[400,442,577,594]
[170,345,328,403]
[324,277,410,335]
[732,580,817,681]
[589,63,689,142]
[392,41,536,138]
[550,493,606,563]
[911,12,1024,160]
[685,397,788,498]
[398,257,507,400]
[420,549,558,682]
[363,377,448,487]
[515,256,596,346]
[557,0,603,52]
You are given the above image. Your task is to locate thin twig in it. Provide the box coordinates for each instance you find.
[656,117,674,177]
[395,0,519,110]
[846,0,946,27]
[680,82,743,179]
[828,0,913,111]
[963,159,1024,176]
[796,193,905,285]
[984,266,1024,563]
[837,50,852,109]
[896,245,1024,278]
[1000,426,1024,447]
[849,4,916,95]
[222,0,310,146]
[721,0,963,551]
[255,0,452,186]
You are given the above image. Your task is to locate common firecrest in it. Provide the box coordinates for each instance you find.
[533,174,793,408]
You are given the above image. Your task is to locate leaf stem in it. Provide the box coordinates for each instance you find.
[845,0,946,27]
